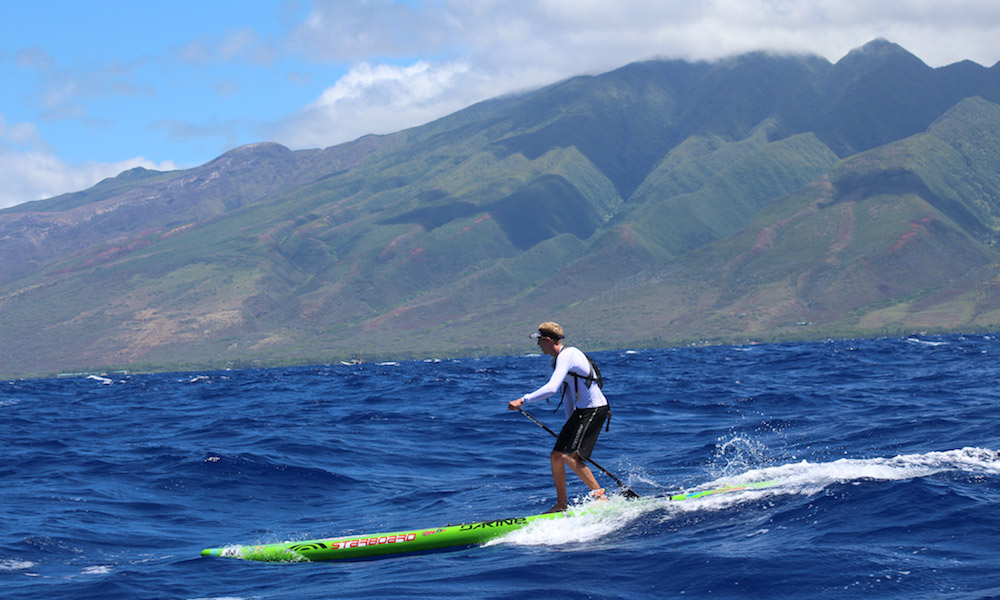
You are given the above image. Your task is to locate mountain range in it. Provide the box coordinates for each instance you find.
[2,39,1000,378]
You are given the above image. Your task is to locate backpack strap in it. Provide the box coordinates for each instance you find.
[548,352,611,431]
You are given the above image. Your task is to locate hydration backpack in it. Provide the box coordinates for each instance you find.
[550,352,603,389]
[551,351,610,430]
[573,353,603,390]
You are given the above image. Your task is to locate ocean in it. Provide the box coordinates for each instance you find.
[3,334,1000,599]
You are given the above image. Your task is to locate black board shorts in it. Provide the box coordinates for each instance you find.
[553,405,610,460]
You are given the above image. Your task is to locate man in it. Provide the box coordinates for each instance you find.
[508,322,610,512]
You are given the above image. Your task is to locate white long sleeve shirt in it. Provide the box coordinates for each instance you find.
[522,347,608,418]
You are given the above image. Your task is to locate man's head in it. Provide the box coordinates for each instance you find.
[530,322,564,356]
[530,321,564,341]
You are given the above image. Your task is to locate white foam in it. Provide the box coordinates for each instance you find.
[81,565,112,575]
[0,559,36,571]
[494,498,653,548]
[729,446,1000,497]
[495,447,1000,548]
[905,337,948,347]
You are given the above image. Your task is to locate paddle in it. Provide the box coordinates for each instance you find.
[517,408,640,499]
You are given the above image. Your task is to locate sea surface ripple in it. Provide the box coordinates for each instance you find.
[3,334,1000,599]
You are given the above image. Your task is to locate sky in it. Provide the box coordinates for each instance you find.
[1,0,998,210]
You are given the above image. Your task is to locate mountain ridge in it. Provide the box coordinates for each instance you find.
[2,40,1000,378]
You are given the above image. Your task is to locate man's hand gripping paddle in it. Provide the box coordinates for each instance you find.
[518,408,640,499]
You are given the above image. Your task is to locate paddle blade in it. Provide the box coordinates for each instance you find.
[622,487,641,499]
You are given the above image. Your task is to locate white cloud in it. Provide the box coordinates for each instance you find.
[289,0,1000,70]
[270,0,1000,152]
[0,150,178,210]
[6,0,1000,208]
[15,46,55,71]
[289,0,445,61]
[180,27,276,65]
[0,114,176,209]
[269,59,478,148]
[0,115,41,147]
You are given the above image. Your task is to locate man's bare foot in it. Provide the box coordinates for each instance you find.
[544,503,568,513]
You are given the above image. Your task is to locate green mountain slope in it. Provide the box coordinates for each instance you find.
[556,97,1000,346]
[2,40,1000,377]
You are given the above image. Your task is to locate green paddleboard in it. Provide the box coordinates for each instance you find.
[201,511,566,562]
[201,480,775,562]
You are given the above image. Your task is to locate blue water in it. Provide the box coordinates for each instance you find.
[3,334,1000,599]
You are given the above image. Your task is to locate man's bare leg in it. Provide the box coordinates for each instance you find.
[563,452,601,491]
[548,451,604,512]
[547,450,570,512]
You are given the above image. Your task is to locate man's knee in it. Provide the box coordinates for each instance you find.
[551,450,582,465]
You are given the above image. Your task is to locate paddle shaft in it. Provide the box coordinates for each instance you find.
[518,408,639,499]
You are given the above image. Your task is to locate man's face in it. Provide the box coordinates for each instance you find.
[536,335,557,355]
